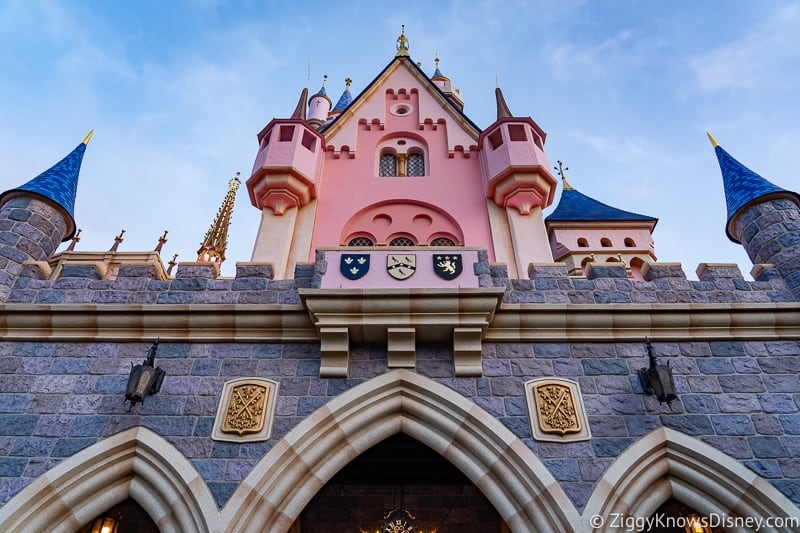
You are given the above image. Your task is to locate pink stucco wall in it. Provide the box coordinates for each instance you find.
[308,64,496,260]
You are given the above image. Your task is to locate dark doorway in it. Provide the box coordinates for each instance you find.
[76,498,159,533]
[298,433,507,533]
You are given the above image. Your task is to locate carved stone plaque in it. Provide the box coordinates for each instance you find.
[525,378,591,443]
[212,378,278,443]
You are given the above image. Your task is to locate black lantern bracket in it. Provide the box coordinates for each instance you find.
[125,339,166,410]
[638,338,678,406]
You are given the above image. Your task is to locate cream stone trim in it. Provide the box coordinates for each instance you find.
[2,301,799,344]
[224,369,579,532]
[0,427,220,533]
[488,302,800,341]
[583,427,800,532]
[0,304,318,342]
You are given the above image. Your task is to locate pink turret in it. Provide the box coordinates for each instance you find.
[479,87,557,275]
[246,87,324,277]
[308,76,332,129]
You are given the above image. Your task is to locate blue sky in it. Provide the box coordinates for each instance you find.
[1,0,799,277]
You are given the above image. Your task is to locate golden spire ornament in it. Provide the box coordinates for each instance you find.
[396,25,410,57]
[197,173,241,265]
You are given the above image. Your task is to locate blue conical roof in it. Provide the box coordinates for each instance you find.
[712,143,800,242]
[546,186,657,225]
[331,86,353,113]
[0,133,90,240]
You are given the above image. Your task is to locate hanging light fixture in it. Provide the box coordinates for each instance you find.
[638,338,677,405]
[88,515,119,533]
[125,339,166,409]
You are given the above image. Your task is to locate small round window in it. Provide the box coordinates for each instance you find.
[390,103,413,116]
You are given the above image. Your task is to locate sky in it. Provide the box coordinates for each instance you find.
[1,0,799,278]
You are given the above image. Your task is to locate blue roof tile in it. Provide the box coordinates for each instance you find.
[713,144,799,242]
[546,187,657,224]
[0,138,88,240]
[331,88,353,113]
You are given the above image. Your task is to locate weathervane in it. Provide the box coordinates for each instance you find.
[554,160,574,190]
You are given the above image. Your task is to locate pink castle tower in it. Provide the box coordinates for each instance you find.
[246,30,559,280]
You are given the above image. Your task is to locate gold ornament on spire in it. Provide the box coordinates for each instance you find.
[554,160,574,190]
[82,130,94,145]
[396,25,409,57]
[197,172,241,265]
[707,132,719,147]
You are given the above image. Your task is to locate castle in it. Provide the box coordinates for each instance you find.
[0,30,799,532]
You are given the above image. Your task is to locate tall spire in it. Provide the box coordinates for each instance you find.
[495,86,513,120]
[708,133,800,243]
[291,87,309,120]
[0,131,93,241]
[197,173,241,265]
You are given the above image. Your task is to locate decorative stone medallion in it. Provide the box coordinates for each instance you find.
[525,377,591,443]
[212,378,279,443]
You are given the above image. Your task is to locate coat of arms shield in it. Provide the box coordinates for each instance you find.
[433,254,463,280]
[340,254,370,280]
[387,254,416,280]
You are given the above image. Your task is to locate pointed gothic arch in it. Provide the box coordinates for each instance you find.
[0,427,219,533]
[224,369,578,532]
[584,427,800,529]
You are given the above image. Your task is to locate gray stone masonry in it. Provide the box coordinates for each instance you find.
[734,198,800,299]
[0,257,799,510]
[1,337,799,510]
[0,197,68,302]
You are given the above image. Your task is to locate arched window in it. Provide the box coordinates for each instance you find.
[348,237,374,246]
[600,238,612,247]
[407,153,425,176]
[577,238,589,248]
[389,237,415,247]
[430,237,455,246]
[379,153,398,177]
[624,237,636,247]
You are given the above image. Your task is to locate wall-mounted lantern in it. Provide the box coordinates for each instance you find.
[638,338,677,405]
[125,339,165,409]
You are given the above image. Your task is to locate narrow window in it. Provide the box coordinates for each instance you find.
[577,238,589,248]
[301,130,316,152]
[407,153,425,176]
[508,124,527,141]
[624,237,636,247]
[348,237,373,246]
[389,237,415,247]
[487,129,503,150]
[279,125,294,142]
[600,238,612,247]
[379,153,398,176]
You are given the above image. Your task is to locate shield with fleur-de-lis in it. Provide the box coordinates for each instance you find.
[340,254,370,280]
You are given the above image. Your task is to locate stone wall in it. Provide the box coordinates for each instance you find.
[1,336,799,511]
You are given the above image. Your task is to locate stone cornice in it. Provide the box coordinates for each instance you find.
[1,300,798,345]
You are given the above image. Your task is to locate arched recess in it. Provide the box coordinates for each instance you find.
[583,427,800,530]
[0,427,220,533]
[224,369,578,532]
[341,200,465,245]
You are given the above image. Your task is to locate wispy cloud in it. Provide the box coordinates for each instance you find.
[690,4,800,91]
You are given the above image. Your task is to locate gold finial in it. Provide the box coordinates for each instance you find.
[229,171,241,191]
[67,228,82,252]
[707,132,719,147]
[396,25,409,57]
[155,229,169,253]
[344,77,352,90]
[322,74,327,87]
[110,229,125,252]
[167,253,178,276]
[82,130,94,145]
[435,52,440,70]
[554,160,574,190]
